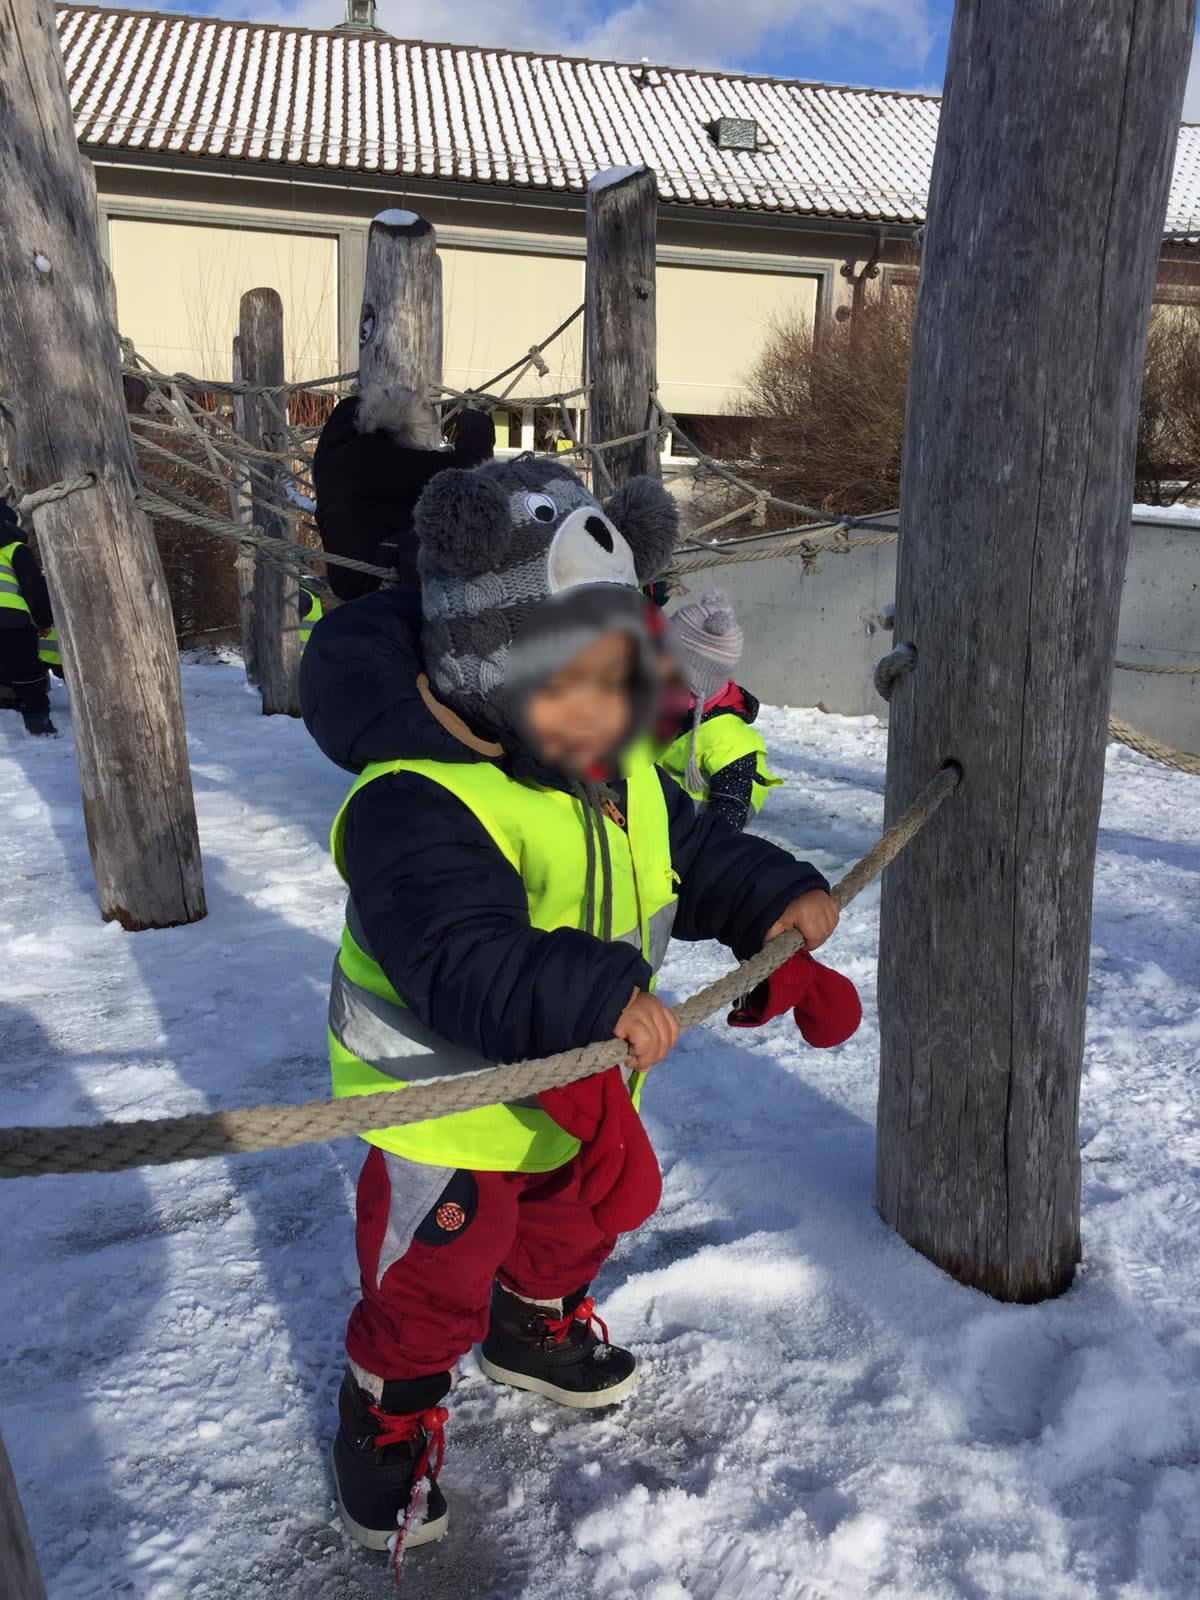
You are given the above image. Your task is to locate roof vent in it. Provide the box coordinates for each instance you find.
[335,0,381,32]
[707,117,759,152]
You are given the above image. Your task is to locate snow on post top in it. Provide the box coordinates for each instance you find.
[588,165,648,193]
[373,208,422,228]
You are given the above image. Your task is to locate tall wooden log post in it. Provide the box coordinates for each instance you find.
[875,0,1195,1302]
[231,336,258,686]
[0,0,205,929]
[357,210,443,396]
[586,166,660,490]
[238,289,299,716]
[0,1429,46,1600]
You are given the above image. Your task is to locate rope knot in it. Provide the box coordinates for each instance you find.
[874,642,918,703]
[18,472,97,517]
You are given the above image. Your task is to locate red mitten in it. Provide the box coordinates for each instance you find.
[727,947,819,1027]
[727,949,861,1049]
[538,1068,662,1235]
[793,959,861,1047]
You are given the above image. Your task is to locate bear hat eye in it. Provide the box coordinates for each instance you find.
[524,492,558,524]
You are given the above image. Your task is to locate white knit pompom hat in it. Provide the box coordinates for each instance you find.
[667,589,744,794]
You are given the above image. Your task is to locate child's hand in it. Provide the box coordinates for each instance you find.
[614,990,680,1071]
[764,890,839,952]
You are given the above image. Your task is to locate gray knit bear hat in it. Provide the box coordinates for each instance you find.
[415,454,678,735]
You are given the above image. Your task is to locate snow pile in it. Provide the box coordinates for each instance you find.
[2,660,1199,1598]
[588,164,646,192]
[1132,502,1200,524]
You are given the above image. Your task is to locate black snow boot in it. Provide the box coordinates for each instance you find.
[479,1281,637,1408]
[332,1369,450,1557]
[21,710,57,737]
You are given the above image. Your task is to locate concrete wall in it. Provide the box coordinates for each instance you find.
[682,512,1200,756]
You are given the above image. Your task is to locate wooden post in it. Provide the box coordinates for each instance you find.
[238,288,299,716]
[875,0,1196,1301]
[0,0,205,929]
[586,166,660,490]
[357,210,443,396]
[0,1430,46,1600]
[231,335,258,686]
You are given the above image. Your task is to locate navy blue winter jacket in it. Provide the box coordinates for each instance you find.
[301,590,829,1064]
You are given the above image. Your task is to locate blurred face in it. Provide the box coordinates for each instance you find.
[525,630,634,773]
[656,651,693,718]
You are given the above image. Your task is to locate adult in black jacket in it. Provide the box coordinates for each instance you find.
[0,498,56,736]
[312,386,494,601]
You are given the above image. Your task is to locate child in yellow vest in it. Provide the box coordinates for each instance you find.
[657,589,780,830]
[0,498,57,737]
[309,458,855,1569]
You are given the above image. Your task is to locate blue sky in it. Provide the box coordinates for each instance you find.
[182,0,1195,116]
[751,0,950,90]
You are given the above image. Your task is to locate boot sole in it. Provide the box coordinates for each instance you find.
[332,1454,449,1552]
[478,1352,638,1408]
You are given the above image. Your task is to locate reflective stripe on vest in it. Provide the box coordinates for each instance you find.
[38,626,61,667]
[327,756,677,1171]
[659,712,782,812]
[0,542,32,618]
[299,589,323,650]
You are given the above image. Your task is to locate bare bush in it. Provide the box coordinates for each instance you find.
[731,295,915,521]
[1136,303,1200,504]
[710,285,1200,527]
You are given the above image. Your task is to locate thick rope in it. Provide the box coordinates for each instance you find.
[1114,658,1200,676]
[0,766,961,1180]
[672,526,897,578]
[17,474,97,515]
[1107,714,1200,776]
[866,630,1198,776]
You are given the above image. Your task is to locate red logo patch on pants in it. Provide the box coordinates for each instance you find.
[436,1202,466,1233]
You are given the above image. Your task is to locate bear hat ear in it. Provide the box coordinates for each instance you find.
[603,475,679,584]
[415,468,512,578]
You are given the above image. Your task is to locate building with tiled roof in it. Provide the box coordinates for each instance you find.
[61,2,1200,430]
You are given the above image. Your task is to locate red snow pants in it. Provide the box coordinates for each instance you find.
[346,1147,618,1380]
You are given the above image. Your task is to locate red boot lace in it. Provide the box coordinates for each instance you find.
[543,1296,610,1348]
[367,1402,449,1587]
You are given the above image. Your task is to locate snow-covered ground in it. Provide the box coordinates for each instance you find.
[2,658,1200,1600]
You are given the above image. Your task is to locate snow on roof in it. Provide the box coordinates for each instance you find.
[55,4,1200,236]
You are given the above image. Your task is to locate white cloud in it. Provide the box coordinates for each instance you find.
[1185,31,1200,122]
[220,0,934,76]
[580,0,932,74]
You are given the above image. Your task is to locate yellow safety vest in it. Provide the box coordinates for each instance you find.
[38,626,61,668]
[328,758,678,1172]
[299,589,323,651]
[0,542,32,620]
[660,711,782,813]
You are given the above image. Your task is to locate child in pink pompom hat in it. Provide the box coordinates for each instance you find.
[656,589,781,831]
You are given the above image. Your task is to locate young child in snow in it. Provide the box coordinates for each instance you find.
[315,457,858,1565]
[656,589,781,832]
[0,497,57,737]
